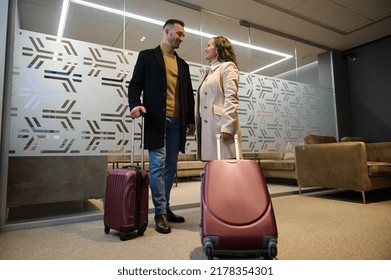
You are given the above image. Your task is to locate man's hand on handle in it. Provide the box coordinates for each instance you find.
[130,106,146,118]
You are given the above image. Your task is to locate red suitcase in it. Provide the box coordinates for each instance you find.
[104,115,149,241]
[201,134,278,259]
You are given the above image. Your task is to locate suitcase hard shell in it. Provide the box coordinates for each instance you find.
[104,168,149,240]
[201,135,278,259]
[104,114,149,241]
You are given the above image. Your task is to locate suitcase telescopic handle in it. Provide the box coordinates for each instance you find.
[131,111,146,168]
[216,134,240,160]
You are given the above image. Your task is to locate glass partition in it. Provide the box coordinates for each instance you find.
[248,27,337,153]
[2,0,337,227]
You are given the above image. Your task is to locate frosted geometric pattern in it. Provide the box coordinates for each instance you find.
[10,29,337,157]
[240,76,336,153]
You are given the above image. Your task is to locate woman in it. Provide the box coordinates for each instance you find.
[196,36,242,161]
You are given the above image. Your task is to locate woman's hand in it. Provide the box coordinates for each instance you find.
[187,124,195,135]
[220,132,232,141]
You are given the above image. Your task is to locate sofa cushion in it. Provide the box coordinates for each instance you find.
[304,134,337,144]
[257,152,284,160]
[366,142,391,162]
[178,154,196,161]
[243,153,257,160]
[178,161,206,169]
[367,161,391,176]
[283,152,295,160]
[340,136,366,142]
[259,160,295,171]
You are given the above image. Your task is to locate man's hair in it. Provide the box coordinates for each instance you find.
[163,19,185,29]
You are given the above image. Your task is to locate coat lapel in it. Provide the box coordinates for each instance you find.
[175,52,184,81]
[210,61,222,73]
[154,46,183,80]
[154,46,165,70]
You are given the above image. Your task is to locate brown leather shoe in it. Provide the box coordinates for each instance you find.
[154,214,171,234]
[167,208,185,223]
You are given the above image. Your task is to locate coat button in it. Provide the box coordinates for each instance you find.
[203,106,207,109]
[204,92,208,95]
[204,120,208,123]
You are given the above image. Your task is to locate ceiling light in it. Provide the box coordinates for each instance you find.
[57,0,70,38]
[58,0,293,73]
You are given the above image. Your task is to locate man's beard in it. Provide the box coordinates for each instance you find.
[168,34,180,49]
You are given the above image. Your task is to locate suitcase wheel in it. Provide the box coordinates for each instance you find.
[137,226,147,236]
[119,231,130,241]
[269,245,277,259]
[104,225,110,234]
[267,239,278,259]
[203,238,216,260]
[205,246,214,260]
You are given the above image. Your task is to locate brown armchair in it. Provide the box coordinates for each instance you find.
[295,141,391,203]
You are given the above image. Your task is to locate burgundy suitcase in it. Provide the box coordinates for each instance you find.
[104,115,149,241]
[201,134,278,259]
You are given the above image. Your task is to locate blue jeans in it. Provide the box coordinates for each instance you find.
[148,117,180,215]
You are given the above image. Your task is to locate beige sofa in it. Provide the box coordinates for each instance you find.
[295,140,391,203]
[143,154,206,179]
[175,154,206,178]
[257,152,296,180]
[243,152,296,180]
[109,152,296,181]
[108,153,206,179]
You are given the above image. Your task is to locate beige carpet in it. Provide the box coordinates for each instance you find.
[1,189,391,260]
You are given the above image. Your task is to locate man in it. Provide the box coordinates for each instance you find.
[128,19,195,234]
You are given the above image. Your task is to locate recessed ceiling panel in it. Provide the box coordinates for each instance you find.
[254,0,391,34]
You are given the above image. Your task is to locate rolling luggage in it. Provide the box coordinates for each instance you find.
[201,134,278,259]
[104,115,149,241]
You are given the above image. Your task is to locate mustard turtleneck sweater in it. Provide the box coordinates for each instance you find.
[160,42,180,117]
